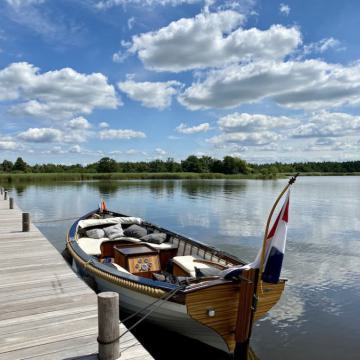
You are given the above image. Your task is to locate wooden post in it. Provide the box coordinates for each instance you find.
[4,191,8,201]
[9,197,14,209]
[98,292,120,360]
[234,269,257,360]
[22,213,30,232]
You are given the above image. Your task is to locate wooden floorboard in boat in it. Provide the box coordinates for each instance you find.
[0,198,153,360]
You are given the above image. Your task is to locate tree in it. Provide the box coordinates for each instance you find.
[1,160,14,172]
[181,155,202,172]
[96,157,118,173]
[165,158,181,172]
[222,156,249,174]
[13,157,28,172]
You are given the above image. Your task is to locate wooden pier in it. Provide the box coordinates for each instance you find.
[0,194,153,360]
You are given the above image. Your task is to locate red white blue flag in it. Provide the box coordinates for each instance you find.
[221,190,290,283]
[251,190,290,283]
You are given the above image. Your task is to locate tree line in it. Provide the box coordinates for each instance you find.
[1,156,360,175]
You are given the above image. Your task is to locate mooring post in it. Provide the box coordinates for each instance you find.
[22,213,30,232]
[4,191,8,201]
[98,292,120,360]
[9,197,14,209]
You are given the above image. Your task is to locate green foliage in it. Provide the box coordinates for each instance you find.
[1,160,14,172]
[13,157,29,172]
[222,156,249,174]
[96,157,119,173]
[1,155,360,179]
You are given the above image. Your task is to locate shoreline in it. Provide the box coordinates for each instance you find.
[0,171,359,183]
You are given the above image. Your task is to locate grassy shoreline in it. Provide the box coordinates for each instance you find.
[0,171,359,184]
[0,172,278,183]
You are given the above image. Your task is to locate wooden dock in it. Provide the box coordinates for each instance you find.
[0,194,153,360]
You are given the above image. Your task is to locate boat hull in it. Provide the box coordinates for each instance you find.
[74,262,230,353]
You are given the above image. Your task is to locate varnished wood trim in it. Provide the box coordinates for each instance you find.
[253,281,285,321]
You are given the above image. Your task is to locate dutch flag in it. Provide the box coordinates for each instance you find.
[222,190,290,283]
[251,190,290,283]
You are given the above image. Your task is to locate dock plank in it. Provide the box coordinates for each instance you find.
[0,197,153,360]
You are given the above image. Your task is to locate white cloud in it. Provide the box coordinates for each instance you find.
[69,144,82,153]
[112,50,129,63]
[128,11,300,72]
[5,0,44,8]
[4,0,84,46]
[128,17,135,30]
[118,80,180,109]
[99,129,146,140]
[96,0,200,10]
[208,131,281,146]
[62,131,90,144]
[305,138,359,152]
[125,149,137,155]
[16,125,92,144]
[206,112,300,149]
[44,146,65,154]
[17,127,62,143]
[176,122,210,134]
[155,147,166,155]
[99,122,109,128]
[109,150,122,155]
[303,37,341,55]
[124,149,147,156]
[218,112,298,132]
[0,62,119,120]
[0,140,21,150]
[67,117,92,130]
[179,59,360,110]
[292,111,360,138]
[279,3,290,16]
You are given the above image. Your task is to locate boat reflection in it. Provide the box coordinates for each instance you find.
[129,318,259,360]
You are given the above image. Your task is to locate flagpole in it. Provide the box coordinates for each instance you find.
[255,173,299,297]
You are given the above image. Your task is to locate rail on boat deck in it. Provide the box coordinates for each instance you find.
[0,194,153,360]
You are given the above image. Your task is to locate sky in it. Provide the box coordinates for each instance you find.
[0,0,360,165]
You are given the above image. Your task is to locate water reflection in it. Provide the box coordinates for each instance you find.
[3,177,360,359]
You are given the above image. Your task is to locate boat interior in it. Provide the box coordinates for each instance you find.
[75,211,245,285]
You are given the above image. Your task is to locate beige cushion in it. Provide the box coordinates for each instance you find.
[172,255,210,278]
[77,236,141,256]
[146,243,178,250]
[78,216,143,229]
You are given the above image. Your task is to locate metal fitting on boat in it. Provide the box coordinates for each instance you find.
[207,308,216,317]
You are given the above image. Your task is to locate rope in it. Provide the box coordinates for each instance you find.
[118,285,184,340]
[33,216,80,224]
[96,285,184,347]
[121,340,142,354]
[120,284,182,324]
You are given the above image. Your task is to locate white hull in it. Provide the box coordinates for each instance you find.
[94,275,229,353]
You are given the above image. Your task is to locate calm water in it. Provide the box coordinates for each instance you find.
[4,177,360,359]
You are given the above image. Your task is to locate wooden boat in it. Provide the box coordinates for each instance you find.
[66,176,297,355]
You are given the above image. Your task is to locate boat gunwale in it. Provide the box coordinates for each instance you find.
[66,208,253,295]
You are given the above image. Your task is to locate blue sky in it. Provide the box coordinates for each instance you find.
[0,0,360,165]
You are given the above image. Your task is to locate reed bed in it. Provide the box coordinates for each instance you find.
[0,172,271,184]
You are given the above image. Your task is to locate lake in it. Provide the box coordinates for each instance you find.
[4,176,360,359]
